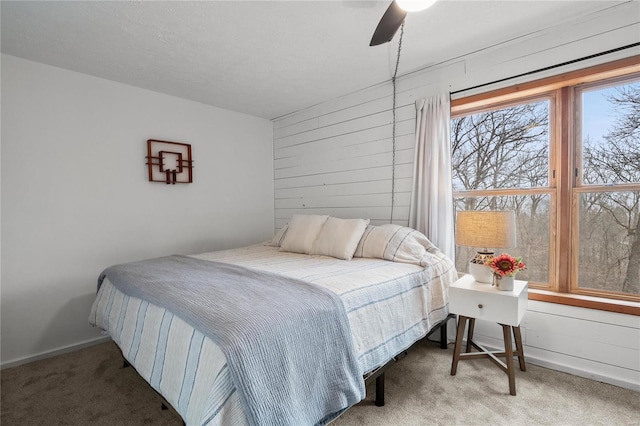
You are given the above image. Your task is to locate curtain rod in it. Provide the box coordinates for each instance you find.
[450,42,640,96]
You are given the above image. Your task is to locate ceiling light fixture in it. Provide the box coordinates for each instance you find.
[370,0,438,46]
[396,0,438,12]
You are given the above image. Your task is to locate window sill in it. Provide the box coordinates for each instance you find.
[528,289,640,316]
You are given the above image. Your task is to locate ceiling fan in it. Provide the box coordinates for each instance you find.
[370,0,438,46]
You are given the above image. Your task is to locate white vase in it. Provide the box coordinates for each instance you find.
[469,262,494,284]
[494,274,515,291]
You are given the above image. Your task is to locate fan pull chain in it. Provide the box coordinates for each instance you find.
[390,22,404,224]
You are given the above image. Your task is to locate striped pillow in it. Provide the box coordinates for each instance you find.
[354,224,437,266]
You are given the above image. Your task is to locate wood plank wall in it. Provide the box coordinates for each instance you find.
[272,2,640,390]
[273,80,422,229]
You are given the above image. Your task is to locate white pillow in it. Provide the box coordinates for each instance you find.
[354,224,437,266]
[279,214,329,254]
[311,217,370,260]
[268,224,289,247]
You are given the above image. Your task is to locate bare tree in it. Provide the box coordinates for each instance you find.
[452,102,549,195]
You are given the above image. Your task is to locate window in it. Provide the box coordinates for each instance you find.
[574,79,640,298]
[451,56,640,313]
[452,96,554,288]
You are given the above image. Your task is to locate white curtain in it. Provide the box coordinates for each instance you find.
[409,94,455,261]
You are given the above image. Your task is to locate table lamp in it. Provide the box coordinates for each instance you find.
[455,210,516,283]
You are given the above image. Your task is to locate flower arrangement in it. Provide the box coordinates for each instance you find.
[486,253,526,277]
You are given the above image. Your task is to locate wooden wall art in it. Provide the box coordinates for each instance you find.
[145,139,193,184]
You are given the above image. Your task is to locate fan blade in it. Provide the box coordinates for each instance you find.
[369,1,407,46]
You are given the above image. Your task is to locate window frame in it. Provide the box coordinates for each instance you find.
[451,55,640,315]
[570,75,640,302]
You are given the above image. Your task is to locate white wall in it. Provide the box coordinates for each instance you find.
[1,54,274,367]
[273,2,640,390]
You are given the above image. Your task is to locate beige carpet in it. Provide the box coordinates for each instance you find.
[2,339,638,425]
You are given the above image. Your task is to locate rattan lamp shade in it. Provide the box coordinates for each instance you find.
[455,210,516,249]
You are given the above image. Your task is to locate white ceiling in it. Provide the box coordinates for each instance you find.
[1,0,626,119]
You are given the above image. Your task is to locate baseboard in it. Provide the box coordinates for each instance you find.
[523,353,640,392]
[1,335,111,370]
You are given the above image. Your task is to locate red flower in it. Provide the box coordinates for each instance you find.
[486,253,526,277]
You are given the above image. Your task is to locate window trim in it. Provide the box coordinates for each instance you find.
[451,55,640,315]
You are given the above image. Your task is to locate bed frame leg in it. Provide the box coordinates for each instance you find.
[440,317,449,349]
[114,342,131,368]
[375,373,385,407]
[438,314,454,349]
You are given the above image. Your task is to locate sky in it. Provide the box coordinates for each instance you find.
[582,83,637,143]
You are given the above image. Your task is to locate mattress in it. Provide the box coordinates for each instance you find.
[90,243,456,425]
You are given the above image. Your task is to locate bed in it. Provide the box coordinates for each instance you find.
[89,216,457,426]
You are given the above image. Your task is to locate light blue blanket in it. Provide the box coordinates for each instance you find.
[98,255,365,426]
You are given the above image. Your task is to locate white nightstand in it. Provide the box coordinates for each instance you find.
[449,274,528,395]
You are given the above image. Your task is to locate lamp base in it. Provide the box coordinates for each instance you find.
[468,251,494,284]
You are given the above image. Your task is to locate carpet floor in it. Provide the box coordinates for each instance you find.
[2,339,638,425]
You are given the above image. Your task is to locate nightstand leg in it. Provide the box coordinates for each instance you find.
[466,318,476,353]
[451,315,468,376]
[513,326,526,371]
[502,325,516,396]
